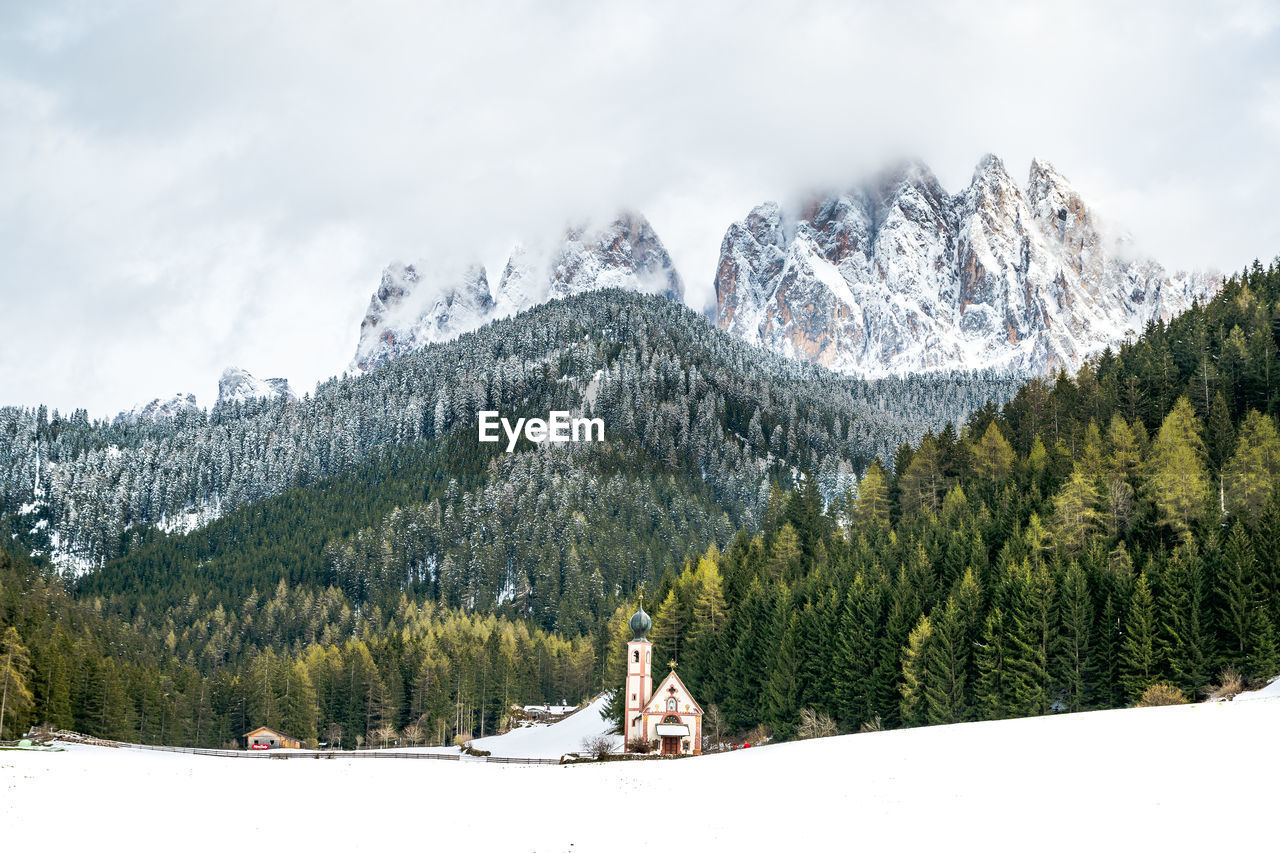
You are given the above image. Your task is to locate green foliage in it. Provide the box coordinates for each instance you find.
[1146,398,1211,538]
[1223,409,1280,516]
[1120,573,1159,702]
[0,624,34,738]
[622,259,1280,736]
[7,259,1280,746]
[0,545,599,748]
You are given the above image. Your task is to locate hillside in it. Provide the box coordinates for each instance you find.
[640,258,1280,737]
[4,688,1277,852]
[1,259,1277,754]
[467,693,619,758]
[2,291,1018,618]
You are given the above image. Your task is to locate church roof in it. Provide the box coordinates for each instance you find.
[642,669,703,717]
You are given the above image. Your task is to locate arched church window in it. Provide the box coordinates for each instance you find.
[633,650,639,663]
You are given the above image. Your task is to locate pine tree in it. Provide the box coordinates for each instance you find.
[686,551,728,699]
[899,435,947,516]
[833,568,889,729]
[1223,410,1280,517]
[1005,560,1053,717]
[923,595,971,725]
[280,660,319,746]
[974,609,1010,720]
[1053,466,1102,552]
[972,421,1015,483]
[764,603,801,738]
[723,579,777,731]
[0,626,34,739]
[1216,521,1258,663]
[767,524,802,583]
[1246,613,1279,679]
[1206,391,1235,476]
[1256,493,1280,630]
[1054,561,1095,712]
[1145,397,1211,539]
[852,461,891,532]
[1104,415,1143,537]
[650,586,691,666]
[1120,572,1159,702]
[899,615,933,727]
[1159,547,1209,696]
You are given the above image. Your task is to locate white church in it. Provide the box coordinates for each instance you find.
[624,603,703,755]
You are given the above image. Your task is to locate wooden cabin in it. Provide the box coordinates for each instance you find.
[243,726,303,750]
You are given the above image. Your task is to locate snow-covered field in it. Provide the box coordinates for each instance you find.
[5,684,1279,851]
[468,693,621,758]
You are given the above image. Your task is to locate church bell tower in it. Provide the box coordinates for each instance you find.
[623,602,653,749]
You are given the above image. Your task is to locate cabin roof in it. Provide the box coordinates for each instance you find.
[243,726,301,740]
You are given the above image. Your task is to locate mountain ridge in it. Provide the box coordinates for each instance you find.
[714,155,1221,376]
[351,212,684,371]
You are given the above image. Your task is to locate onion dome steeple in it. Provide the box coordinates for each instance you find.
[629,602,652,641]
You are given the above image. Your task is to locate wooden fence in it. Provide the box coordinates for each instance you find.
[51,732,561,764]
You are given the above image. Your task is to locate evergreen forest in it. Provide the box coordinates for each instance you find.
[3,260,1280,748]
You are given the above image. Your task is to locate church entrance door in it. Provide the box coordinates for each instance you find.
[660,735,680,755]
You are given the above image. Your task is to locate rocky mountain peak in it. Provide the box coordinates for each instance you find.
[115,393,200,425]
[546,212,684,301]
[217,367,296,407]
[716,154,1221,377]
[352,262,493,372]
[353,212,685,371]
[1026,158,1096,243]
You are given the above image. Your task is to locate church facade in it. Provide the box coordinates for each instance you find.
[623,604,703,755]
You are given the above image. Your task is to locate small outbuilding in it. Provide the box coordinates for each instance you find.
[243,726,303,750]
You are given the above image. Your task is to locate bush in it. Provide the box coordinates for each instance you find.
[858,715,885,733]
[581,735,616,759]
[796,708,839,740]
[1208,668,1245,701]
[1136,683,1188,707]
[625,737,652,754]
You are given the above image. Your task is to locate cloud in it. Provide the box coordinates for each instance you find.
[1,0,1277,415]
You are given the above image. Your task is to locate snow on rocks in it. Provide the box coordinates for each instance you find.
[114,393,200,424]
[350,213,684,371]
[716,155,1222,377]
[216,367,296,407]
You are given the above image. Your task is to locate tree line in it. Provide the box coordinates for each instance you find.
[631,259,1280,738]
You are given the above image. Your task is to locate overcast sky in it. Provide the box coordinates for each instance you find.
[2,0,1278,416]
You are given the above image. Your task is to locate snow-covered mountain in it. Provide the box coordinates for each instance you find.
[216,367,296,407]
[351,262,495,372]
[352,213,684,371]
[115,393,200,424]
[715,155,1221,376]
